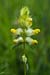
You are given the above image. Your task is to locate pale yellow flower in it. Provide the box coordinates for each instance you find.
[11,28,23,35]
[13,37,23,44]
[26,37,38,45]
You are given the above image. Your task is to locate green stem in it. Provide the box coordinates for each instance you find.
[24,63,26,75]
[23,28,26,75]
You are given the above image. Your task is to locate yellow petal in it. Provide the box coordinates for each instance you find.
[10,29,16,34]
[32,29,40,35]
[35,29,40,32]
[32,40,38,44]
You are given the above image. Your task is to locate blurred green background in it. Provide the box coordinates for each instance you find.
[0,0,50,75]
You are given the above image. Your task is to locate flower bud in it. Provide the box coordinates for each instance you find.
[22,54,27,63]
[25,17,32,27]
[20,7,30,17]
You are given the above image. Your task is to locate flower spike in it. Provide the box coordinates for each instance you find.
[10,7,40,75]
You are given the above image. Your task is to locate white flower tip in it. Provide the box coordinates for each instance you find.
[18,37,23,42]
[13,39,18,43]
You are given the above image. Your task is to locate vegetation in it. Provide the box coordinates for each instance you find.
[0,0,50,75]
